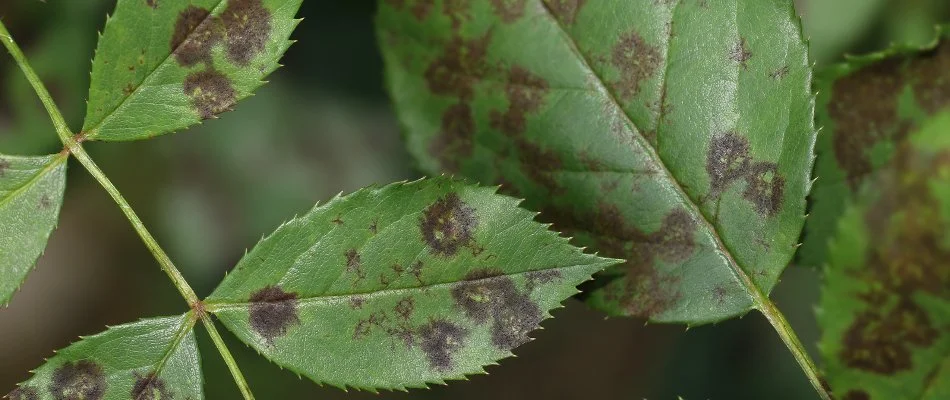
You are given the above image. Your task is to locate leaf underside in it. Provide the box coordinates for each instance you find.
[0,153,67,306]
[6,314,203,400]
[377,0,815,324]
[82,0,302,141]
[803,25,950,268]
[818,112,950,400]
[205,177,617,391]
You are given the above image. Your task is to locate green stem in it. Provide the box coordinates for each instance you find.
[0,22,72,145]
[757,296,832,400]
[71,146,201,305]
[201,315,256,400]
[0,19,199,307]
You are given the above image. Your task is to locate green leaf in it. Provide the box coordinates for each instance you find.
[205,177,617,390]
[0,153,67,306]
[377,0,815,323]
[803,26,950,267]
[818,111,950,400]
[5,314,203,400]
[81,0,302,141]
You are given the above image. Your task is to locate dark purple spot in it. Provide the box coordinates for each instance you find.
[131,372,172,400]
[221,0,272,66]
[183,69,236,119]
[171,6,224,67]
[418,320,470,372]
[48,360,107,400]
[5,386,38,400]
[248,286,300,345]
[420,193,478,256]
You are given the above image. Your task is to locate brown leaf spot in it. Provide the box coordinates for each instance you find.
[184,69,236,119]
[428,102,475,172]
[221,0,272,66]
[707,132,752,194]
[0,159,10,177]
[131,372,171,400]
[742,162,784,217]
[908,40,950,114]
[49,360,107,400]
[706,133,785,217]
[39,195,52,210]
[420,193,478,256]
[171,6,224,67]
[610,31,662,101]
[418,320,470,372]
[345,249,365,280]
[729,37,752,68]
[516,139,563,193]
[424,35,491,101]
[828,59,907,187]
[542,0,587,25]
[490,0,526,23]
[248,285,300,345]
[770,65,790,80]
[146,0,159,9]
[395,297,415,319]
[490,66,550,137]
[348,296,365,310]
[5,386,38,400]
[525,270,563,291]
[451,269,543,350]
[839,146,950,376]
[578,205,697,318]
[842,390,870,400]
[353,312,389,340]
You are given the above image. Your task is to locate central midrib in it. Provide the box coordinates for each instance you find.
[536,0,769,311]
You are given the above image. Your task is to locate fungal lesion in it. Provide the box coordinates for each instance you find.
[420,193,479,257]
[49,360,107,400]
[131,371,172,400]
[705,132,786,217]
[248,285,301,345]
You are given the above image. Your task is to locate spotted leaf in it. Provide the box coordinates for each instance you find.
[204,177,617,390]
[5,314,203,400]
[378,0,815,323]
[818,112,950,400]
[803,26,950,267]
[81,0,302,141]
[0,153,67,306]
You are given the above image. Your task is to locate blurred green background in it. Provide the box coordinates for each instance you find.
[1,0,947,398]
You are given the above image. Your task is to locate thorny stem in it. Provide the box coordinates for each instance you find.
[200,313,257,400]
[757,296,833,400]
[1,19,254,399]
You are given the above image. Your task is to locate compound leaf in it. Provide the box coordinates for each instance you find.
[0,153,67,306]
[5,314,203,400]
[803,26,950,267]
[81,0,302,141]
[818,111,950,400]
[378,0,815,323]
[205,177,617,391]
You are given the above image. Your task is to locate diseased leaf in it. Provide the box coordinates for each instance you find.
[378,0,815,323]
[5,314,203,400]
[205,177,617,390]
[0,153,67,306]
[818,112,950,400]
[81,0,302,141]
[803,26,950,267]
